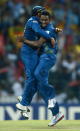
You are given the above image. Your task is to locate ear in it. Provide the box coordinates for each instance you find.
[37,12,41,18]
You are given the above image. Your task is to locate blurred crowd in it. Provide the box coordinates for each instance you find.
[0,0,80,103]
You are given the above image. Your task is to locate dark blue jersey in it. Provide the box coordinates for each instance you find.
[41,24,58,55]
[21,16,52,53]
[24,16,52,40]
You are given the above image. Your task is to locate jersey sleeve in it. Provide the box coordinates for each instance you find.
[31,20,51,40]
[50,29,58,41]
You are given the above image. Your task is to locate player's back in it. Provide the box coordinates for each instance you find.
[21,16,39,54]
[24,17,39,40]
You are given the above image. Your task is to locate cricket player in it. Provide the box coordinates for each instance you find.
[17,10,64,126]
[34,11,64,126]
[16,6,55,113]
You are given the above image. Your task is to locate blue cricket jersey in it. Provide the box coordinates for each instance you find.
[21,16,52,54]
[41,24,58,55]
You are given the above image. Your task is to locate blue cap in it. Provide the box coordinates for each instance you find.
[32,6,45,16]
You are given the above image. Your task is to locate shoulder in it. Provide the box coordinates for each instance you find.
[46,24,53,31]
[27,17,33,23]
[49,24,55,30]
[28,17,38,24]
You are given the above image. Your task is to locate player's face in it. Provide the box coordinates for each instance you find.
[40,15,50,27]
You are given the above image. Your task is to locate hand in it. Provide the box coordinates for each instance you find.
[56,28,63,33]
[16,35,24,42]
[31,38,45,48]
[38,37,46,46]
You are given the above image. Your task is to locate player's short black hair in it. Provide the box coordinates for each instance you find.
[41,11,51,19]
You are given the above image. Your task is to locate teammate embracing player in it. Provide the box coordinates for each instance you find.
[16,6,64,126]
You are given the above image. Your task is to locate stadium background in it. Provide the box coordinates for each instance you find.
[0,0,80,120]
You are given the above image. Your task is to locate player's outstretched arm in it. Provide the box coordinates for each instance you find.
[31,20,56,47]
[16,35,46,48]
[16,33,55,48]
[16,35,55,48]
[24,37,46,48]
[32,22,56,47]
[24,37,55,48]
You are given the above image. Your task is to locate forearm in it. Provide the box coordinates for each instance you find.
[16,36,38,48]
[24,37,46,48]
[24,39,39,48]
[16,35,55,48]
[51,38,56,47]
[24,37,55,48]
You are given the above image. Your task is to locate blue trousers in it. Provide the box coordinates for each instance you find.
[34,53,59,115]
[20,52,56,105]
[34,53,56,104]
[20,47,39,106]
[20,49,59,115]
[20,45,59,113]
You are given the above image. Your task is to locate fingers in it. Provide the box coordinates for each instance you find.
[56,28,63,32]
